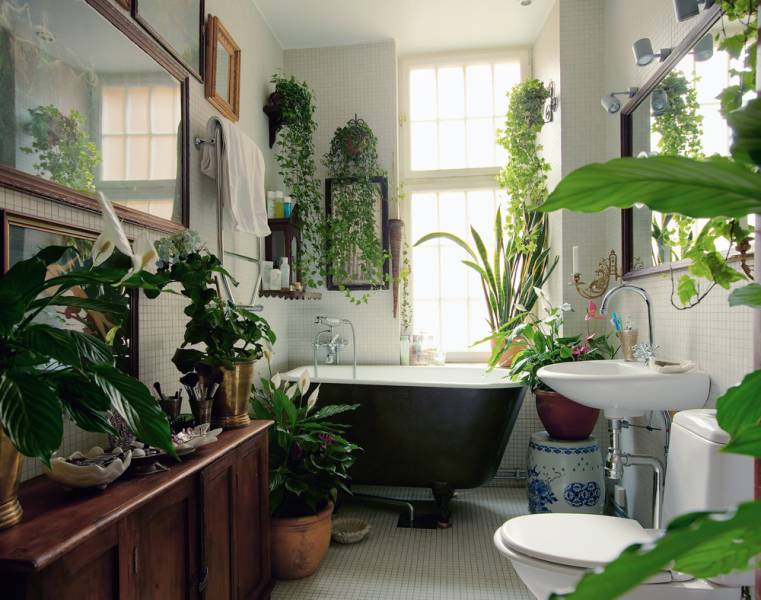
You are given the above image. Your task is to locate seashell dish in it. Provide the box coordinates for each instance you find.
[45,446,132,490]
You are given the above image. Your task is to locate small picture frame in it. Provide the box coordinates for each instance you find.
[204,15,241,122]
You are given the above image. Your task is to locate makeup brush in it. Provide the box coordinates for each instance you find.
[153,382,168,402]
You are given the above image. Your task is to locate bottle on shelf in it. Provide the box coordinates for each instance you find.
[279,257,290,289]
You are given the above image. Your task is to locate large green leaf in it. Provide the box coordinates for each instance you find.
[89,364,175,456]
[727,97,761,167]
[0,372,63,463]
[69,331,113,365]
[551,501,761,599]
[539,156,761,218]
[729,283,761,308]
[716,369,761,458]
[16,324,81,366]
[28,295,128,318]
[414,232,476,260]
[0,257,47,335]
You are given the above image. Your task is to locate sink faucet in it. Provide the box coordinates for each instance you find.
[313,316,357,379]
[600,282,654,350]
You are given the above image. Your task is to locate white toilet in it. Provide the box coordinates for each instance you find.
[494,409,754,599]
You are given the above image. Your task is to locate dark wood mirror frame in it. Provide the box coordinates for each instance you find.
[0,0,191,234]
[620,4,723,278]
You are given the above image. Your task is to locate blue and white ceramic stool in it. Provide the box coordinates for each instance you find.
[527,432,605,515]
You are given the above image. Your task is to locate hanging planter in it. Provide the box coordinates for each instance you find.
[389,219,404,317]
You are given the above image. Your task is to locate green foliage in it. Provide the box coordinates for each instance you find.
[715,0,757,116]
[503,307,615,391]
[716,370,761,457]
[652,71,704,158]
[156,231,276,372]
[0,246,174,464]
[399,240,412,333]
[729,282,761,308]
[20,105,100,193]
[270,74,323,288]
[251,374,360,518]
[323,117,388,303]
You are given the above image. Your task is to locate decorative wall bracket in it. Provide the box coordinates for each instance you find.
[263,92,284,148]
[572,249,623,300]
[544,81,559,123]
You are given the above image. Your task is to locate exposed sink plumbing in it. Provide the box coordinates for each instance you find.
[313,316,356,379]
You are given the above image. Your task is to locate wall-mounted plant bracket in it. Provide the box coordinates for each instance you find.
[263,92,284,148]
[544,80,559,123]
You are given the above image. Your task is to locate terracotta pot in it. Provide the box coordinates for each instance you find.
[199,360,255,429]
[272,501,334,580]
[490,336,527,367]
[534,389,599,441]
[0,426,24,530]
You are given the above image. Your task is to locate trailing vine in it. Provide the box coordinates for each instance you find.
[716,0,757,116]
[323,116,388,303]
[270,74,323,288]
[399,240,412,333]
[652,71,704,159]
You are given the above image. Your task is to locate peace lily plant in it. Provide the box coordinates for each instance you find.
[536,96,761,599]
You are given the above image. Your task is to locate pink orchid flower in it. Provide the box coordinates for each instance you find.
[585,300,605,321]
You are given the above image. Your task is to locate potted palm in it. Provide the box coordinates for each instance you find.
[0,194,174,529]
[500,305,615,440]
[251,370,360,580]
[159,232,276,429]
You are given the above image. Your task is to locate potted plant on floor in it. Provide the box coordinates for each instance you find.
[159,231,276,429]
[251,370,360,580]
[0,194,174,529]
[504,304,615,441]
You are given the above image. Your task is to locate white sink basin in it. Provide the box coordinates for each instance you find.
[537,360,710,419]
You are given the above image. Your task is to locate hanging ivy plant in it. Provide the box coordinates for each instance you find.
[323,116,388,303]
[270,74,323,288]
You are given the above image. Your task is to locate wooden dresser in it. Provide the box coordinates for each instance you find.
[0,422,273,600]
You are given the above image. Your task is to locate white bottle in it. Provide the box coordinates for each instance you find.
[266,192,277,218]
[261,260,273,291]
[279,257,290,289]
[270,268,282,291]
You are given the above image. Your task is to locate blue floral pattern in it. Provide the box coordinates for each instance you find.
[563,481,601,508]
[527,467,558,513]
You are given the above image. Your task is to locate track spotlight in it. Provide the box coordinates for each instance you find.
[632,38,673,66]
[601,87,639,114]
[673,0,700,21]
[651,88,669,116]
[692,33,713,62]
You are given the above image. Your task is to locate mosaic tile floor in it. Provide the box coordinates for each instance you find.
[271,485,533,600]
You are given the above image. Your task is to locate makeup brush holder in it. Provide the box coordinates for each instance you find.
[159,398,181,419]
[617,329,639,361]
[190,399,214,427]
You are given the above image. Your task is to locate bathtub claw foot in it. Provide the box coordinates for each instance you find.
[432,482,454,527]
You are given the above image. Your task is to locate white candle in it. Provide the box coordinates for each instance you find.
[572,246,580,274]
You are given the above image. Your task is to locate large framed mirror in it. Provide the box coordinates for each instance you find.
[0,0,190,232]
[620,4,756,277]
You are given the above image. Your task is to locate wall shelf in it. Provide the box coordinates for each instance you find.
[259,289,322,301]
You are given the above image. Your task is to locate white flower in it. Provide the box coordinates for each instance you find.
[131,234,158,274]
[262,347,273,364]
[561,303,573,312]
[306,385,320,414]
[270,373,282,389]
[297,370,310,396]
[93,193,132,265]
[285,384,298,399]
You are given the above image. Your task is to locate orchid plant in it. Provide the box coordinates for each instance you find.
[251,368,360,518]
[0,193,174,464]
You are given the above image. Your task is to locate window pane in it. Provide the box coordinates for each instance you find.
[466,118,495,167]
[413,299,440,342]
[438,120,466,169]
[412,246,440,300]
[126,136,150,180]
[410,68,437,121]
[126,87,150,134]
[150,136,177,179]
[151,86,178,134]
[410,122,438,170]
[494,117,508,166]
[410,192,438,240]
[467,190,496,247]
[438,191,467,239]
[437,67,464,119]
[466,65,492,117]
[101,136,125,180]
[469,302,491,350]
[494,62,521,116]
[101,86,125,134]
[441,300,469,351]
[440,246,468,298]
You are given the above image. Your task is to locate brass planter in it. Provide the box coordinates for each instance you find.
[0,426,23,530]
[203,361,255,429]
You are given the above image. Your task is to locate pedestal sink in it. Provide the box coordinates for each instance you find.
[537,360,710,419]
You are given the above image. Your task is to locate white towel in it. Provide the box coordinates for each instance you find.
[200,116,271,237]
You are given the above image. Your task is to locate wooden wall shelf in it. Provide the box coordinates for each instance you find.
[260,290,322,300]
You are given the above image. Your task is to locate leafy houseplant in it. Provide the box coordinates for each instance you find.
[0,194,174,528]
[535,94,761,598]
[251,370,359,579]
[20,105,101,193]
[505,305,615,441]
[323,117,389,303]
[269,74,323,289]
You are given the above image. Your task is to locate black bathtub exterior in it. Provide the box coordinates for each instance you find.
[318,381,526,523]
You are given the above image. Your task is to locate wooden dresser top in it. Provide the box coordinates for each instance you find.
[0,421,271,574]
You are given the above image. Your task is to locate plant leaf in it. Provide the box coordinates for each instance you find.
[539,156,761,218]
[0,257,47,335]
[676,275,698,305]
[729,283,761,309]
[716,369,761,458]
[414,232,477,260]
[727,97,761,167]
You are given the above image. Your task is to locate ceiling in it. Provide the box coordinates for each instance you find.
[252,0,555,54]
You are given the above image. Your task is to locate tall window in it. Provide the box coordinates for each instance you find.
[401,51,526,358]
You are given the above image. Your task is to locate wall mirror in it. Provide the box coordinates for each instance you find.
[205,15,240,122]
[0,0,189,230]
[621,6,755,276]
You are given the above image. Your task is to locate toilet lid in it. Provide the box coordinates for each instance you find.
[499,514,658,570]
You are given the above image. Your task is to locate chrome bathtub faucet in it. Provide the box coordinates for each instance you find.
[313,316,357,379]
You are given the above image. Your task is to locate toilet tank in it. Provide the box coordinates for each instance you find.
[662,408,754,587]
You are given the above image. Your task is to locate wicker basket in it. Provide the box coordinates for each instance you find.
[331,518,370,544]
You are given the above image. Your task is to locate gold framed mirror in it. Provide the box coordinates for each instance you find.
[204,15,240,122]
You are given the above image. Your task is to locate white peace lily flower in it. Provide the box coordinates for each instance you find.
[297,370,310,396]
[306,384,320,414]
[262,347,273,364]
[93,192,133,265]
[270,373,282,389]
[131,234,158,274]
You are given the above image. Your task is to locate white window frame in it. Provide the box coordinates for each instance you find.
[399,48,531,362]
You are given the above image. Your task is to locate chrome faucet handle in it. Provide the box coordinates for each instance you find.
[632,342,660,364]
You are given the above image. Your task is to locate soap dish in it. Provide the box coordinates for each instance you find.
[45,446,132,490]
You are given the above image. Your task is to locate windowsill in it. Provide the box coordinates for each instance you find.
[623,250,753,281]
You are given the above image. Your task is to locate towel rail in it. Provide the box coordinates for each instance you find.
[195,128,263,311]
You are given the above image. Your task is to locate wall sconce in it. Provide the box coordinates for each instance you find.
[632,38,673,66]
[544,80,559,122]
[673,0,715,22]
[600,87,639,114]
[571,248,623,300]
